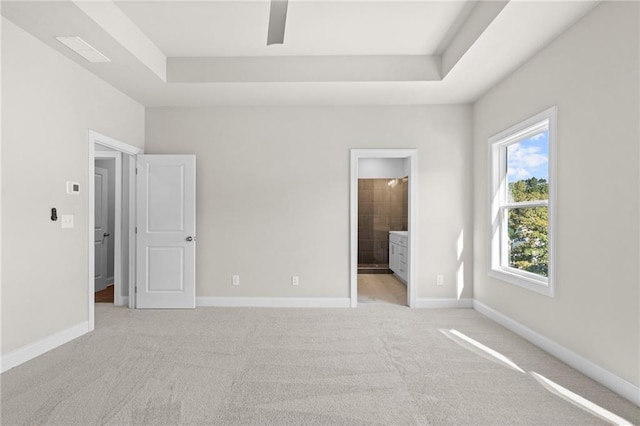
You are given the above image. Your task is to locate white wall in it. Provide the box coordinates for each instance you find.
[473,2,639,387]
[358,158,406,179]
[145,106,473,301]
[1,18,144,355]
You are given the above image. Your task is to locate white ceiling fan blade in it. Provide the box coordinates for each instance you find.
[267,0,288,45]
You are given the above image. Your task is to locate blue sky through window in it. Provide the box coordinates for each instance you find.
[507,130,549,181]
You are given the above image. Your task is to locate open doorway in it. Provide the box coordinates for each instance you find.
[350,149,418,308]
[94,156,117,303]
[357,175,408,305]
[88,131,142,331]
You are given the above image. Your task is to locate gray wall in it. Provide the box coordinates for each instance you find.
[472,2,639,387]
[145,106,474,301]
[1,18,145,355]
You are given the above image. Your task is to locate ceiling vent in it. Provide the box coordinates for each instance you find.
[55,36,111,63]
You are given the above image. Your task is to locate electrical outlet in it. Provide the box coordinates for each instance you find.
[292,276,299,286]
[436,274,444,286]
[232,275,240,286]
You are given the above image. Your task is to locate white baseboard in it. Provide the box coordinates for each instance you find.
[197,297,351,308]
[415,298,473,308]
[473,300,640,407]
[1,321,89,373]
[119,296,129,306]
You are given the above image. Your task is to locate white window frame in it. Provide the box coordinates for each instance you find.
[488,106,557,297]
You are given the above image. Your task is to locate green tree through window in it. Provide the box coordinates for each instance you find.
[507,178,548,276]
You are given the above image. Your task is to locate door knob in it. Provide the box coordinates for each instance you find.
[186,236,194,242]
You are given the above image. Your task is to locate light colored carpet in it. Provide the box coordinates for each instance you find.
[1,304,638,425]
[358,274,407,306]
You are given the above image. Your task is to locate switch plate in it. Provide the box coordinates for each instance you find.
[61,214,74,229]
[232,275,240,286]
[66,181,80,194]
[292,276,299,286]
[436,274,444,286]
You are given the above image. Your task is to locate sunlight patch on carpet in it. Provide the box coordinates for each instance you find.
[530,372,633,426]
[440,328,525,374]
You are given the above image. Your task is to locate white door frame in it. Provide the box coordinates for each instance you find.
[94,153,121,301]
[88,130,142,331]
[350,149,418,308]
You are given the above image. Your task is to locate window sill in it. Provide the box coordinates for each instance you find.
[489,267,555,297]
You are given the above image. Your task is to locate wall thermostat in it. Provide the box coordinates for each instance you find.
[66,181,80,194]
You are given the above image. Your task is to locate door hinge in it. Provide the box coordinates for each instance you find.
[135,286,137,293]
[135,227,138,234]
[135,168,138,175]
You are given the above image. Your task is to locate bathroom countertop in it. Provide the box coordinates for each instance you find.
[389,231,408,236]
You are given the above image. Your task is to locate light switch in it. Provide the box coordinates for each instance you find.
[61,214,74,229]
[66,181,80,194]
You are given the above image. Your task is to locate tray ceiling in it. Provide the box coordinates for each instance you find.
[1,0,599,106]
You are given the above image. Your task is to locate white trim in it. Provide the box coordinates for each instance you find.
[350,149,418,308]
[88,140,95,330]
[128,157,136,309]
[1,322,89,373]
[490,119,549,148]
[488,106,557,297]
[196,297,351,308]
[89,130,142,328]
[474,300,640,407]
[350,153,358,307]
[488,267,552,296]
[89,130,142,156]
[415,298,474,309]
[114,152,122,306]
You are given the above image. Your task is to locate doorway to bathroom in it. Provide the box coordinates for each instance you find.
[350,149,418,308]
[357,176,408,305]
[357,177,408,273]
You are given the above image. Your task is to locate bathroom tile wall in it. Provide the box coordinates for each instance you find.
[358,178,408,265]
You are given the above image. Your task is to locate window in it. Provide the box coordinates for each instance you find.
[489,107,556,296]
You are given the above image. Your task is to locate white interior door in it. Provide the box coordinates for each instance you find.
[94,166,109,292]
[136,155,196,308]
